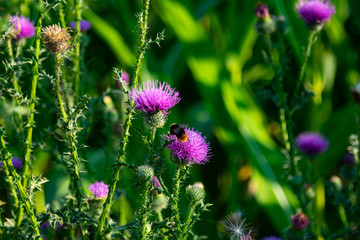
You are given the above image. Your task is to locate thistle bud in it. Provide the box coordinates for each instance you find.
[151,193,169,212]
[42,24,71,53]
[255,2,270,20]
[144,110,166,129]
[136,165,154,183]
[291,212,309,230]
[330,176,342,191]
[254,2,276,35]
[185,184,205,203]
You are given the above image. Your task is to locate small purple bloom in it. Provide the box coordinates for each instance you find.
[296,0,335,26]
[165,127,211,164]
[261,237,283,240]
[116,72,130,87]
[151,176,162,189]
[70,20,92,32]
[89,181,109,199]
[130,80,180,115]
[0,157,23,169]
[291,212,310,230]
[295,132,329,157]
[10,16,35,39]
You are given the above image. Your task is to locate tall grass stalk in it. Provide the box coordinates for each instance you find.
[94,0,151,238]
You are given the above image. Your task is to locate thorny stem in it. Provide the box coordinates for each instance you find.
[15,3,43,235]
[140,181,150,240]
[291,31,316,109]
[55,53,83,211]
[74,0,83,105]
[157,210,169,240]
[182,202,197,240]
[1,158,19,214]
[94,0,151,239]
[0,132,41,239]
[172,165,187,239]
[264,33,296,176]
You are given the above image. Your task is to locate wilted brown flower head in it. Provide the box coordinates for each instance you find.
[42,24,71,53]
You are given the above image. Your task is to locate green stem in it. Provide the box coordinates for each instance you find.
[16,3,43,235]
[182,203,196,240]
[55,53,83,210]
[74,0,83,105]
[172,166,184,239]
[140,181,150,240]
[0,132,41,238]
[94,1,151,239]
[291,31,316,108]
[156,210,168,240]
[2,157,19,214]
[58,2,66,29]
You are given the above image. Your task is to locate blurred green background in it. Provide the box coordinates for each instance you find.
[2,0,360,238]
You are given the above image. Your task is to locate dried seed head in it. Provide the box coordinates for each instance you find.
[42,24,71,53]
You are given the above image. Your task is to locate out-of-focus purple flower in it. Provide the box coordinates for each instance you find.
[295,132,329,157]
[0,157,23,169]
[165,127,211,164]
[255,2,270,20]
[291,212,309,230]
[69,20,92,32]
[151,176,162,189]
[40,221,62,229]
[10,16,35,39]
[89,181,109,199]
[296,0,335,28]
[261,237,283,240]
[116,72,130,88]
[130,80,180,115]
[343,153,356,167]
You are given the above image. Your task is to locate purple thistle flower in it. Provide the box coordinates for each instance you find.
[89,181,109,199]
[296,0,335,27]
[151,176,162,189]
[70,20,92,32]
[261,237,283,240]
[165,127,211,164]
[0,157,23,169]
[10,16,35,39]
[295,132,329,157]
[130,80,180,115]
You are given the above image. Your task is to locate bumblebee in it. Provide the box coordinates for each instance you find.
[169,123,188,142]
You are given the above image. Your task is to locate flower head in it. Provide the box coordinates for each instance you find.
[255,2,270,20]
[69,20,92,32]
[225,212,253,240]
[0,157,23,169]
[165,127,211,164]
[295,132,329,157]
[88,181,109,199]
[296,0,335,30]
[10,16,35,39]
[291,212,310,230]
[42,24,71,53]
[130,80,180,115]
